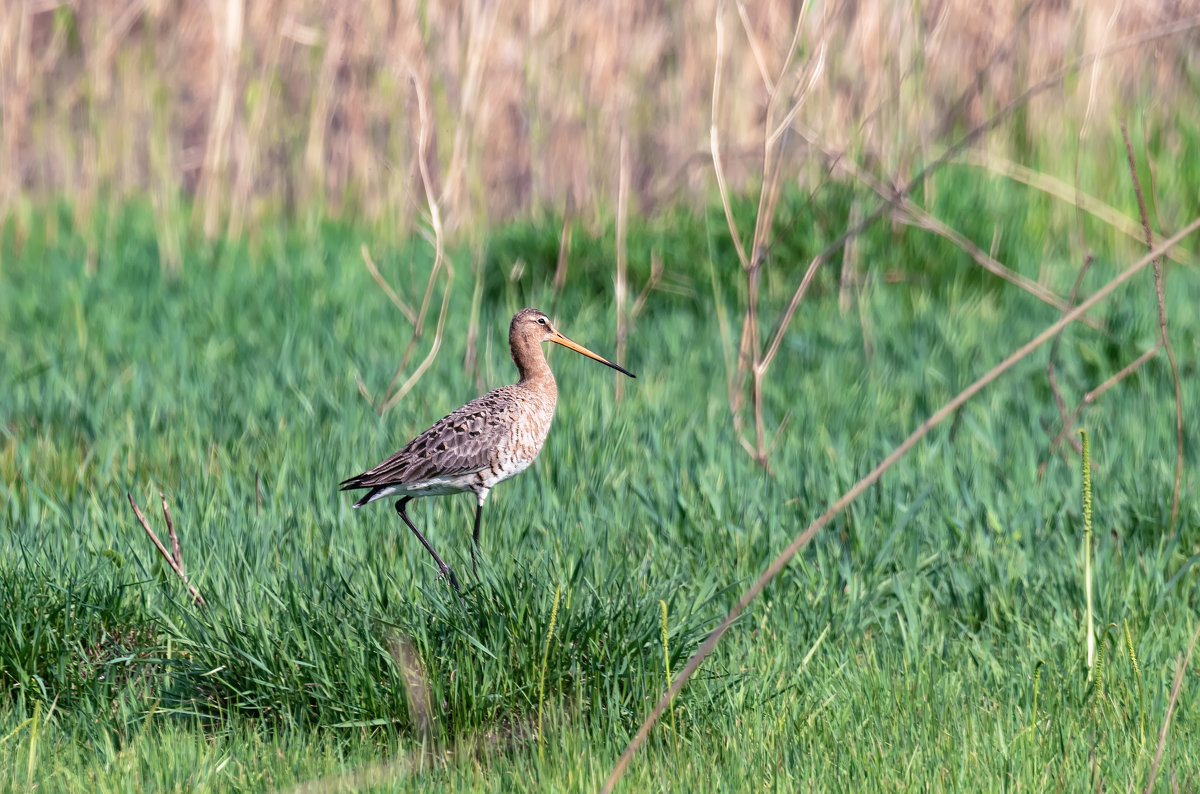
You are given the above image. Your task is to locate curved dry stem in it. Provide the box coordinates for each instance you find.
[710,1,748,272]
[733,0,774,93]
[600,217,1200,794]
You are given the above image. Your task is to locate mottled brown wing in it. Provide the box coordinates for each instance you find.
[340,387,518,490]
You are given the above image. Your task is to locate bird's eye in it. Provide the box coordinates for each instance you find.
[537,317,547,325]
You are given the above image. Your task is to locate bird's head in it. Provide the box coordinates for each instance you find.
[510,308,636,378]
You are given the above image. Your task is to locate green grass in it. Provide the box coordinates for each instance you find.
[2,184,1199,792]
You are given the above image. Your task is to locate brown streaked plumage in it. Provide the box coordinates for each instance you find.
[340,307,635,590]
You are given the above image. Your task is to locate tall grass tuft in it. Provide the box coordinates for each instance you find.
[1030,660,1044,745]
[536,581,562,761]
[1124,619,1144,744]
[1079,428,1095,679]
[660,599,678,758]
[1092,624,1108,721]
[25,698,39,788]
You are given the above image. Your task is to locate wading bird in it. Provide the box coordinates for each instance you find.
[340,308,635,590]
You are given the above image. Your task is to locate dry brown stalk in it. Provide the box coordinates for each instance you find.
[463,241,487,390]
[1120,120,1183,534]
[390,635,433,744]
[162,493,182,570]
[198,0,244,238]
[127,492,206,607]
[228,12,288,240]
[712,0,821,468]
[601,217,1200,794]
[441,0,501,226]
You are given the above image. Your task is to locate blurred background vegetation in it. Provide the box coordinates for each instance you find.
[3,0,1196,245]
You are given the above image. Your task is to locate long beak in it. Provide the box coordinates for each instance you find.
[550,331,637,378]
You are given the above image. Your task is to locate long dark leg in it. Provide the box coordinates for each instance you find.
[395,497,460,591]
[470,499,484,579]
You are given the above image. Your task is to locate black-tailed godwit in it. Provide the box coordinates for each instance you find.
[340,308,635,590]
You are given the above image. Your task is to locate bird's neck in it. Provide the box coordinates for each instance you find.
[516,355,555,390]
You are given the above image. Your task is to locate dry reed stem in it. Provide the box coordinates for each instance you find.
[838,199,861,315]
[601,216,1200,794]
[714,0,821,467]
[710,2,748,271]
[1044,345,1159,467]
[1120,120,1183,534]
[441,0,500,225]
[228,15,287,240]
[709,0,756,462]
[198,0,244,238]
[1144,618,1200,794]
[127,492,206,607]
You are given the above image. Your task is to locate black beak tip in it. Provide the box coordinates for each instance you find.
[612,363,636,378]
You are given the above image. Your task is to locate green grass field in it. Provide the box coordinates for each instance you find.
[2,175,1199,792]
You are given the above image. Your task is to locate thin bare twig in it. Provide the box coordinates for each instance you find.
[601,218,1200,794]
[127,493,206,607]
[1121,120,1183,534]
[710,2,749,270]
